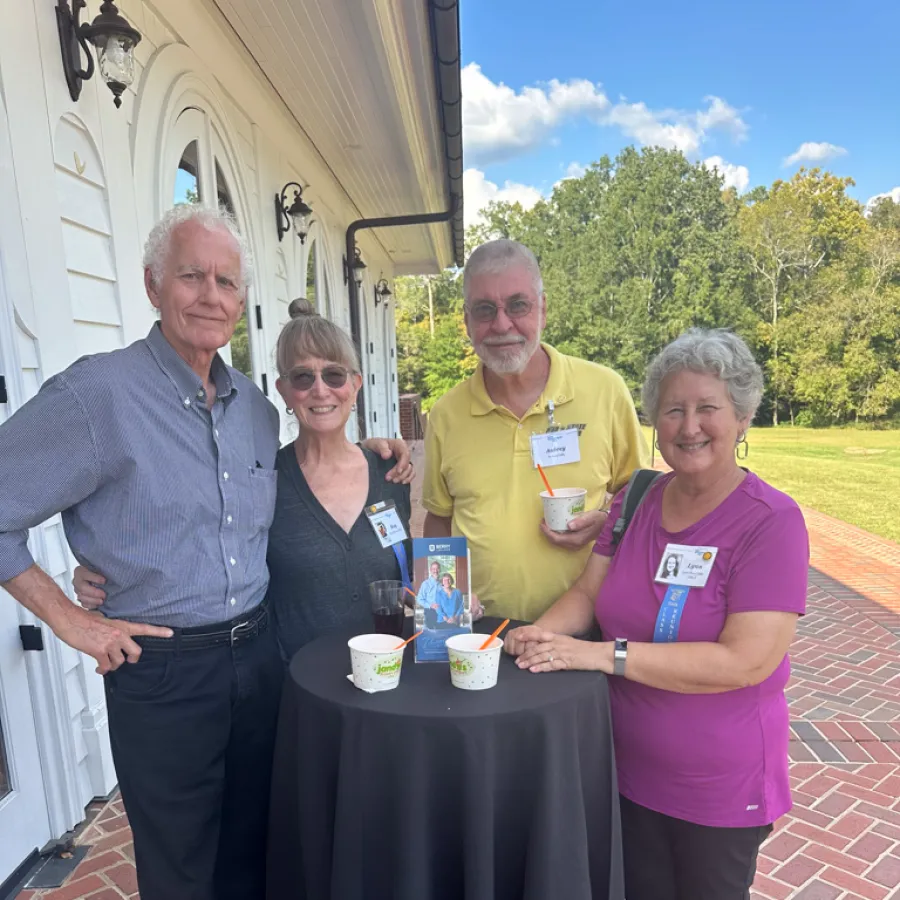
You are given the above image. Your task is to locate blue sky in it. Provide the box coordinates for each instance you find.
[459,0,900,225]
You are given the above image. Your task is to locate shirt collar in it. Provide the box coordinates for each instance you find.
[468,343,574,418]
[145,322,236,406]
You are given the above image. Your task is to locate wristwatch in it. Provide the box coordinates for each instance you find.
[613,638,628,676]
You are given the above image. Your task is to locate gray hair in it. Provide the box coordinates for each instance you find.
[142,204,253,292]
[275,297,360,376]
[642,329,764,423]
[463,239,544,301]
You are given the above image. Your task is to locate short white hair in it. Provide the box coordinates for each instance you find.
[642,329,764,423]
[142,205,252,292]
[463,239,544,301]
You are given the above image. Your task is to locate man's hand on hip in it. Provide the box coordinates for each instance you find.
[53,604,174,675]
[540,508,609,551]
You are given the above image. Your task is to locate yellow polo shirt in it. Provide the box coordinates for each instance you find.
[423,344,649,622]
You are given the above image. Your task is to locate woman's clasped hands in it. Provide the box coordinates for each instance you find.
[504,625,605,674]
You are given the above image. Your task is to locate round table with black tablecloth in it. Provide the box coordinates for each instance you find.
[266,619,624,900]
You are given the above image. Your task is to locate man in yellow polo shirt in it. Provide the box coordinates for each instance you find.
[423,239,648,622]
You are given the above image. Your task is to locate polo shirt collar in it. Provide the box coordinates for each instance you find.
[145,322,236,406]
[468,343,573,418]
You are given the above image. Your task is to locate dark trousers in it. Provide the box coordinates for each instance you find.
[104,611,284,900]
[620,795,773,900]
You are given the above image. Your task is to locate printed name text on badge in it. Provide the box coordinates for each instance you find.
[654,543,718,588]
[530,427,580,469]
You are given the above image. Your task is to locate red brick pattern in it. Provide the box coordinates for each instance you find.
[17,442,900,900]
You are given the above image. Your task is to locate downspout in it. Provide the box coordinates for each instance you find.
[346,197,459,438]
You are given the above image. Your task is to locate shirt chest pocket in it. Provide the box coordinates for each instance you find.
[248,467,278,531]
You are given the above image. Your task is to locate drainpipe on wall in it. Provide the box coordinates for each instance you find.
[345,197,459,438]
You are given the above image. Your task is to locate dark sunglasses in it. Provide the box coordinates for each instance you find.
[287,366,351,391]
[465,297,535,323]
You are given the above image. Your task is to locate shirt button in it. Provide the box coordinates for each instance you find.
[223,472,229,480]
[352,593,359,601]
[517,424,523,430]
[230,557,236,566]
[226,515,233,524]
[197,390,204,399]
[230,597,236,606]
[183,397,191,407]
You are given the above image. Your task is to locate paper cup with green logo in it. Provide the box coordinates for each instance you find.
[445,633,503,690]
[540,487,587,532]
[348,633,404,692]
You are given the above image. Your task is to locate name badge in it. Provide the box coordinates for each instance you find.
[654,543,718,588]
[530,427,580,469]
[365,501,409,548]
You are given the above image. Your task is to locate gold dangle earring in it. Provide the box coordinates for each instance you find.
[736,432,749,461]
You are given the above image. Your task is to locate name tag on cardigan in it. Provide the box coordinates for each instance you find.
[365,501,408,548]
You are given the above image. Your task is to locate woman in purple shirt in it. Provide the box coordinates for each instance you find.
[506,329,809,900]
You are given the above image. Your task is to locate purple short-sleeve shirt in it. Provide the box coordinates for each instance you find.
[593,471,809,827]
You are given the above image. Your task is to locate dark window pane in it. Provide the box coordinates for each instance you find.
[306,241,317,309]
[0,716,11,800]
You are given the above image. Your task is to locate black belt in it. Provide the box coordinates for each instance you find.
[136,602,269,652]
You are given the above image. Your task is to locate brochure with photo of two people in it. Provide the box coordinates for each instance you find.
[412,537,473,662]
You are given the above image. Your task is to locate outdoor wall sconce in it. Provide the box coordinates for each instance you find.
[343,248,367,288]
[275,182,314,243]
[56,0,142,108]
[374,278,392,306]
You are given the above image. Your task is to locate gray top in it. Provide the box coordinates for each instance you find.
[0,323,279,627]
[266,444,412,660]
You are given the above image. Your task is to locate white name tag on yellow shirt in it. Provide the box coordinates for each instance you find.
[654,543,718,588]
[530,427,581,469]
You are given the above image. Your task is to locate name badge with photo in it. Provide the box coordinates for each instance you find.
[654,543,718,588]
[530,427,581,469]
[365,501,408,548]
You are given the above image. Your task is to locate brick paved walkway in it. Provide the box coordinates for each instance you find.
[15,444,900,899]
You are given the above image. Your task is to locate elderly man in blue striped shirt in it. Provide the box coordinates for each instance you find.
[0,205,411,900]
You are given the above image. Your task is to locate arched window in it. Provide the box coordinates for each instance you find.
[305,240,317,309]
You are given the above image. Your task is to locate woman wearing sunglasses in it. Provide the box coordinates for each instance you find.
[264,299,412,658]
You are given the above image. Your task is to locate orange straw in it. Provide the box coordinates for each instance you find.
[404,586,418,603]
[479,618,510,650]
[537,464,554,496]
[394,631,422,651]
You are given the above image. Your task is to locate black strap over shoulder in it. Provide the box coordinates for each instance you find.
[611,469,663,548]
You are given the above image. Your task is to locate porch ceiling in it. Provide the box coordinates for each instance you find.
[212,0,463,273]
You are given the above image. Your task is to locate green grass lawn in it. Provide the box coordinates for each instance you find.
[641,427,900,543]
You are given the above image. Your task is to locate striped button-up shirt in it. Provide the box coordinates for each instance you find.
[0,323,280,627]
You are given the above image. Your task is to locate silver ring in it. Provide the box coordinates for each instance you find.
[548,653,554,662]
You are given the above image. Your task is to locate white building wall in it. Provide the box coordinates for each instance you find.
[0,0,403,848]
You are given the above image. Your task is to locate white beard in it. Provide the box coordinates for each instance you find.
[474,331,541,375]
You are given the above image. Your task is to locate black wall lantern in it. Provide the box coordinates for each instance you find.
[275,182,314,243]
[374,278,392,306]
[56,0,142,109]
[343,248,367,288]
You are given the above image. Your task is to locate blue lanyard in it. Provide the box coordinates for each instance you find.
[653,584,690,642]
[390,542,412,594]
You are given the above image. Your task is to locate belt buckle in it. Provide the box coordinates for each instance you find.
[230,619,253,646]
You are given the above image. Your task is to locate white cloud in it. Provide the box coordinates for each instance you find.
[564,161,586,179]
[463,63,610,166]
[703,156,750,193]
[783,142,848,167]
[463,64,748,165]
[865,187,900,214]
[463,168,543,228]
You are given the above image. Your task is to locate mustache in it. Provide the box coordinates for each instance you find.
[481,336,526,347]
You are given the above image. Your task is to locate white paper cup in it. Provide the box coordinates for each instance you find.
[348,633,405,692]
[540,488,587,532]
[445,633,503,691]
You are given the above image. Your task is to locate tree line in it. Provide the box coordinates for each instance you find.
[395,147,900,426]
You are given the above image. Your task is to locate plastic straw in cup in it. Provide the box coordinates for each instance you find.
[537,464,554,496]
[479,618,510,650]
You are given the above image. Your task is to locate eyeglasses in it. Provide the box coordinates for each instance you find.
[464,297,535,323]
[286,366,351,391]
